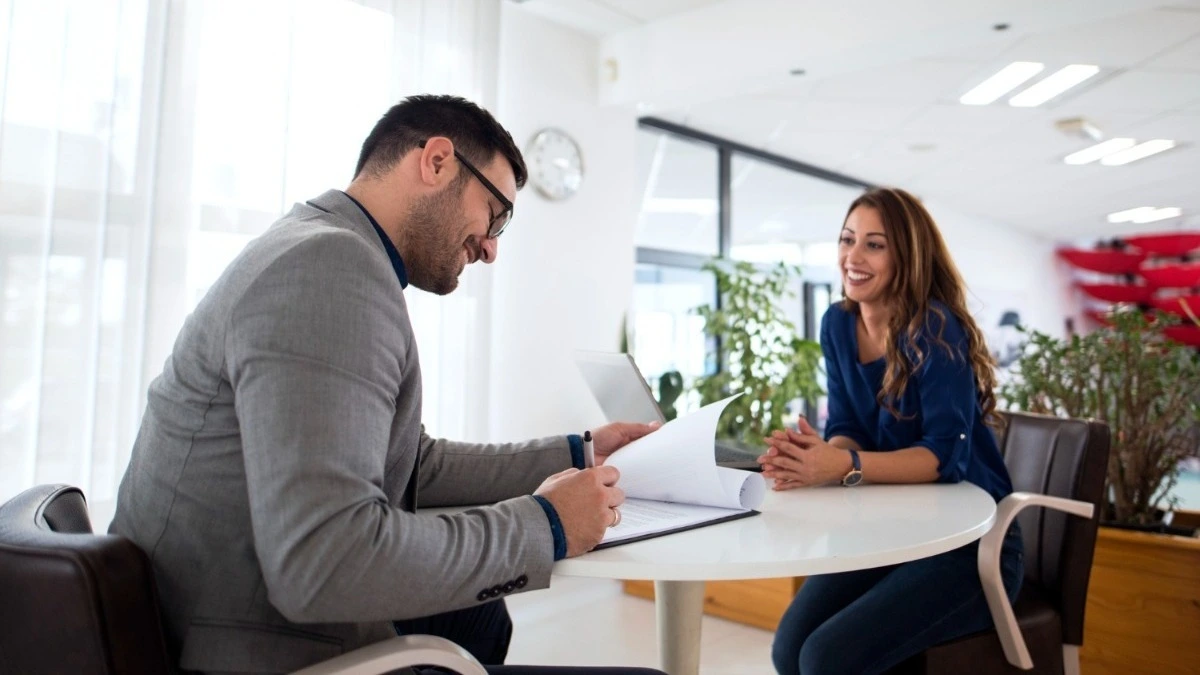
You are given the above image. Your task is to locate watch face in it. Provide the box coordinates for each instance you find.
[843,472,863,487]
[526,128,583,201]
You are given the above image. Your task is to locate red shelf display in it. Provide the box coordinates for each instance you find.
[1058,249,1147,275]
[1059,235,1200,348]
[1124,232,1200,257]
[1150,295,1200,318]
[1139,262,1200,289]
[1077,283,1153,304]
[1163,325,1200,347]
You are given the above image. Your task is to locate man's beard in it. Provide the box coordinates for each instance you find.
[404,184,469,296]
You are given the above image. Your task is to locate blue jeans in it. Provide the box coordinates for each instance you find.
[771,524,1023,675]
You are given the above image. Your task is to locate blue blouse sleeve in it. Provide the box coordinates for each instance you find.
[909,309,976,483]
[821,308,872,450]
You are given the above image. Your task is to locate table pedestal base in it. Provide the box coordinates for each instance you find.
[653,580,705,675]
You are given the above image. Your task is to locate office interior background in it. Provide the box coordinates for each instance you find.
[1,1,1199,673]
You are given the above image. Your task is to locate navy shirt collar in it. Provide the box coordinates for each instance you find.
[341,191,408,289]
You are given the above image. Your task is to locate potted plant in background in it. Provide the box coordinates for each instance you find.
[693,260,824,456]
[1000,309,1200,675]
[1001,310,1200,528]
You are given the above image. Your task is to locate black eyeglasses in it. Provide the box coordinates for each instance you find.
[419,140,514,238]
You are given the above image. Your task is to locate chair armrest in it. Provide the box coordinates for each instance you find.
[291,634,487,675]
[978,492,1094,670]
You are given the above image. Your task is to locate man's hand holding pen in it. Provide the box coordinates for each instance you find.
[536,420,660,556]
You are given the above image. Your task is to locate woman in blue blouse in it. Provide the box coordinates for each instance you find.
[760,187,1023,675]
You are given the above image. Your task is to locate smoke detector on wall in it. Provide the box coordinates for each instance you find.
[1055,117,1104,142]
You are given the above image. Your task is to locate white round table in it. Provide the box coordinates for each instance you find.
[554,482,997,675]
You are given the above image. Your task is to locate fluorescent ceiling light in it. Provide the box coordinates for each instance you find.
[1107,206,1156,223]
[1008,64,1099,107]
[1063,138,1136,165]
[1107,206,1183,224]
[642,198,717,215]
[1099,139,1177,166]
[959,62,1044,105]
[1135,207,1182,223]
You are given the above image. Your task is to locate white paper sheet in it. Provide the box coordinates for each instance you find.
[598,394,766,546]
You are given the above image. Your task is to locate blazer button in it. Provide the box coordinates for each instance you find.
[476,590,490,602]
[489,585,503,598]
[515,575,528,589]
[502,581,516,593]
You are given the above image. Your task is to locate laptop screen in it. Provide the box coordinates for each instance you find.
[573,351,666,425]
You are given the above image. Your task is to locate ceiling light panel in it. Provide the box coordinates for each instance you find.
[1107,206,1157,223]
[959,62,1044,106]
[1107,206,1183,224]
[1135,207,1182,223]
[1063,138,1136,165]
[1008,64,1100,107]
[1099,139,1177,166]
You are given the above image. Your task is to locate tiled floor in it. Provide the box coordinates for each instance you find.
[506,576,777,674]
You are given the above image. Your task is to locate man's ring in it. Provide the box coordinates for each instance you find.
[609,507,621,528]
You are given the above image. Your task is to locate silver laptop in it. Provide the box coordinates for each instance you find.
[573,351,666,425]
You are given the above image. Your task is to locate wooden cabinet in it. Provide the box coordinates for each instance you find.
[1079,527,1200,675]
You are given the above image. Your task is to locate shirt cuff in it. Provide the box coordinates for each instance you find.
[532,495,568,561]
[567,434,585,470]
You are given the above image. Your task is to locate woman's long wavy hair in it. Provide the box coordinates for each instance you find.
[840,188,999,426]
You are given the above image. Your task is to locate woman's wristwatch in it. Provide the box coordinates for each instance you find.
[841,448,863,486]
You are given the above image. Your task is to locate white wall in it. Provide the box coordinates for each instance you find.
[489,5,638,441]
[927,199,1077,340]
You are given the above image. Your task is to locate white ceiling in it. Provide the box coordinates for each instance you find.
[522,0,1200,243]
[510,0,725,35]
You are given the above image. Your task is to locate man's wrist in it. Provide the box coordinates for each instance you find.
[532,495,568,560]
[566,434,585,470]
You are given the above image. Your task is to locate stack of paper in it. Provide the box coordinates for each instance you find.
[599,394,765,548]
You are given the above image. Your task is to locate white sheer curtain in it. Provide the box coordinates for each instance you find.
[0,0,500,529]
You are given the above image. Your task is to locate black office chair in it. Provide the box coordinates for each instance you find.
[0,484,486,675]
[893,411,1111,675]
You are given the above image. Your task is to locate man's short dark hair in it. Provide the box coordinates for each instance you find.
[354,94,527,189]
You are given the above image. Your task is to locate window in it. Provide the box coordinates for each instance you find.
[0,0,499,529]
[730,156,864,276]
[630,118,872,427]
[634,129,720,256]
[631,263,715,416]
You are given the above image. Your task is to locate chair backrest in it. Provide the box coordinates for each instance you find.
[996,411,1111,646]
[0,484,174,674]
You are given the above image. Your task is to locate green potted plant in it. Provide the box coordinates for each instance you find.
[999,310,1200,529]
[693,260,824,451]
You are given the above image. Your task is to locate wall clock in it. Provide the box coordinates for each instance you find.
[526,128,583,201]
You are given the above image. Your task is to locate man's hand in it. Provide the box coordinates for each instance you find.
[534,465,625,557]
[592,421,660,464]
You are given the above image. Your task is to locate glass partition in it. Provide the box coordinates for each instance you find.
[634,129,720,256]
[730,156,864,276]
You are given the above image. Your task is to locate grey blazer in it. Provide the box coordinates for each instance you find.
[110,190,571,674]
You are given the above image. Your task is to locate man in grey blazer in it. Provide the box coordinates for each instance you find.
[110,95,665,675]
